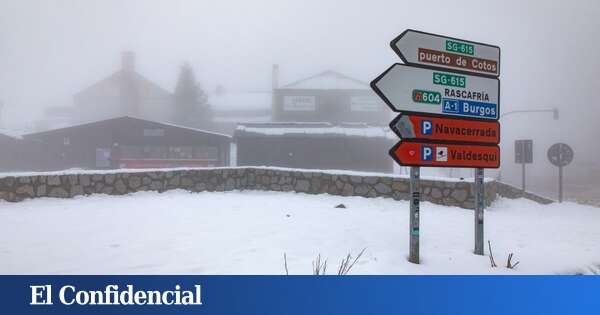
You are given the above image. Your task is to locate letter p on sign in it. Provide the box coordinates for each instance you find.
[421,120,433,135]
[421,146,433,161]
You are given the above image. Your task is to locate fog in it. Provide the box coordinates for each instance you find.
[1,0,599,200]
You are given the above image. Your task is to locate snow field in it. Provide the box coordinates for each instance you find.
[0,190,598,274]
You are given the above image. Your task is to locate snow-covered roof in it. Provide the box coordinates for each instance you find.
[235,122,395,139]
[24,116,232,139]
[74,70,172,100]
[213,115,271,123]
[279,71,369,90]
[209,91,271,112]
[0,129,25,140]
[143,117,232,139]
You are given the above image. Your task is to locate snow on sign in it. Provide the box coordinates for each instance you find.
[391,29,500,77]
[390,140,500,168]
[371,64,499,120]
[390,114,500,144]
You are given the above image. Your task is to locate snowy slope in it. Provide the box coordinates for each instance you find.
[0,190,598,275]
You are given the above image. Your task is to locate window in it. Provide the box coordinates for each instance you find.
[193,146,218,160]
[283,96,316,111]
[118,145,217,160]
[350,96,381,112]
[120,146,168,159]
[120,146,142,158]
[95,148,111,167]
[143,146,168,159]
[169,146,194,159]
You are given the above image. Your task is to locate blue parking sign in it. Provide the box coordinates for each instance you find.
[421,120,433,135]
[421,145,433,161]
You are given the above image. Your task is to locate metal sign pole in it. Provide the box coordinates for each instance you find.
[559,165,563,203]
[409,166,420,264]
[522,162,526,192]
[547,142,573,203]
[474,168,485,255]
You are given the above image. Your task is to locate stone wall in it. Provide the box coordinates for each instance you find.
[0,167,547,209]
[494,181,554,204]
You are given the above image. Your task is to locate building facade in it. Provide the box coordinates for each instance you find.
[272,70,388,125]
[0,132,43,172]
[24,117,232,171]
[235,122,394,173]
[233,69,393,173]
[73,52,173,124]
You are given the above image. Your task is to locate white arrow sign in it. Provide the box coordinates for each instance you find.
[391,29,500,77]
[371,63,500,120]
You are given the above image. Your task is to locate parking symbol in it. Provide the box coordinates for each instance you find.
[436,147,448,162]
[421,120,433,135]
[421,146,433,161]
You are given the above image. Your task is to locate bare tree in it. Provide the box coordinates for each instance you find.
[283,248,367,275]
[337,248,367,275]
[312,253,328,275]
[506,253,520,269]
[488,240,497,268]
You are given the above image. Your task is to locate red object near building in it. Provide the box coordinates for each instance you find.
[390,114,500,144]
[390,140,500,168]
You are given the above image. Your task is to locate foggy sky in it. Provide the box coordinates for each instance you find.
[1,0,600,171]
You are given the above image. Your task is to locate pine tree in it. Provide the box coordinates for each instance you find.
[172,63,212,128]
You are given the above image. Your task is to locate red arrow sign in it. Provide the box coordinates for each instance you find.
[390,114,500,144]
[390,140,500,168]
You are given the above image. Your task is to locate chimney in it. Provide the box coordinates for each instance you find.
[122,51,135,73]
[119,51,139,116]
[272,64,279,90]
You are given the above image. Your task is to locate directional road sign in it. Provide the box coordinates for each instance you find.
[515,139,533,164]
[390,140,500,168]
[371,63,500,120]
[390,114,499,144]
[377,29,502,262]
[391,29,500,77]
[547,143,573,167]
[515,139,533,192]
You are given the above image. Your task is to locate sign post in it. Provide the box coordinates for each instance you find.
[547,143,574,202]
[390,29,500,77]
[373,29,501,262]
[474,168,485,255]
[409,167,420,264]
[559,165,563,203]
[390,140,500,168]
[390,114,500,144]
[515,139,533,192]
[371,64,500,120]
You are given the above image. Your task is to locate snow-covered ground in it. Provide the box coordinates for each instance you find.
[0,190,598,275]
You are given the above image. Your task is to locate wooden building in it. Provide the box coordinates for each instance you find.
[73,52,173,124]
[23,117,232,171]
[234,122,394,173]
[272,70,389,125]
[39,52,174,132]
[0,132,43,172]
